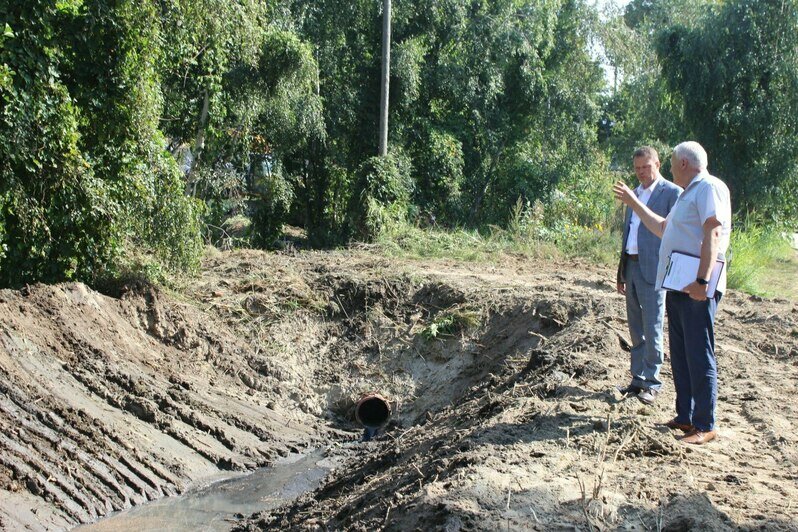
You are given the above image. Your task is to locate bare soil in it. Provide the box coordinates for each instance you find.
[1,248,796,531]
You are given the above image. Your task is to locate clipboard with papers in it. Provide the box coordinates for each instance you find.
[662,250,725,298]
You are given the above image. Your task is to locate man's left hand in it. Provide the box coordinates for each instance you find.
[683,281,708,301]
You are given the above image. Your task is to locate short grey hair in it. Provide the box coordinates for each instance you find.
[672,141,708,170]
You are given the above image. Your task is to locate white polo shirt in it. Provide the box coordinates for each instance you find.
[656,172,732,293]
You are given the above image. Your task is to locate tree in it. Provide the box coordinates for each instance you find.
[155,0,324,247]
[284,0,608,237]
[0,0,206,287]
[596,0,717,166]
[657,0,798,221]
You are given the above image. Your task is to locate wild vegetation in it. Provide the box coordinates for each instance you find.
[0,0,796,292]
[1,4,797,529]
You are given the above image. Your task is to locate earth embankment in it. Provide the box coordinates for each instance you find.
[1,249,797,530]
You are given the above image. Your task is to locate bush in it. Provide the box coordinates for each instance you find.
[0,78,123,286]
[412,128,464,223]
[134,149,204,274]
[190,163,249,246]
[0,1,204,287]
[727,219,794,295]
[250,161,294,248]
[346,154,413,241]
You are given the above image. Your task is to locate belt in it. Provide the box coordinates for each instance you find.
[626,253,639,261]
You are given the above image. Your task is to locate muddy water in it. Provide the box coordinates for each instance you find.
[77,450,335,531]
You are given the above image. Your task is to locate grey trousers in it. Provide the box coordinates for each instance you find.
[625,260,666,391]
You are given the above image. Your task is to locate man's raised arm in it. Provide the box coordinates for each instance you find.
[613,181,668,238]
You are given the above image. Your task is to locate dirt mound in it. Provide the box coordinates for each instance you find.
[1,249,797,530]
[0,279,329,529]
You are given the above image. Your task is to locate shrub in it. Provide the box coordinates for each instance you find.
[727,219,794,295]
[250,161,294,248]
[347,154,413,241]
[190,163,249,247]
[412,128,464,223]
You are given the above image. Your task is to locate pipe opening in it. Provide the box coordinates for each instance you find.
[355,394,391,428]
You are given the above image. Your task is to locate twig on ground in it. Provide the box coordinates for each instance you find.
[612,428,638,463]
[578,476,599,532]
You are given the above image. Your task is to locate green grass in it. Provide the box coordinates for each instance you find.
[373,218,620,267]
[727,223,797,298]
[421,307,482,340]
[372,216,798,300]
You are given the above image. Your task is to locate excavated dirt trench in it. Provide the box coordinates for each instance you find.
[1,249,797,531]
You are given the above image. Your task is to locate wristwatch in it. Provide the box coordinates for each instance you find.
[696,277,709,285]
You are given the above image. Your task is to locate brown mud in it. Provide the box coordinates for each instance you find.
[1,249,796,531]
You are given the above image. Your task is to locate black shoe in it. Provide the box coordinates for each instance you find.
[616,384,643,396]
[637,388,659,405]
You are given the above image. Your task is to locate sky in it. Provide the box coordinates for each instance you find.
[595,0,631,10]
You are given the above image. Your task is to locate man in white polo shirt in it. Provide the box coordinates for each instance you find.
[613,141,731,445]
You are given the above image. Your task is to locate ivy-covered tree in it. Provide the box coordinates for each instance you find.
[0,0,203,286]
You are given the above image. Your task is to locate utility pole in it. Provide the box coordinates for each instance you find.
[378,0,391,156]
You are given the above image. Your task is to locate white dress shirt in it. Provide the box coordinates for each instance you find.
[625,177,660,254]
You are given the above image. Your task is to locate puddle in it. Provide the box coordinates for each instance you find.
[76,450,335,531]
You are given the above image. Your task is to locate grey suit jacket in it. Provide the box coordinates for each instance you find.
[617,178,682,285]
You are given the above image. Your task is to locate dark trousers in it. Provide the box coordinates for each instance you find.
[666,291,722,432]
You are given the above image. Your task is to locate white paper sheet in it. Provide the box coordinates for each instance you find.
[662,251,724,298]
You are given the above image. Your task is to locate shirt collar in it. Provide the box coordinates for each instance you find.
[636,175,661,194]
[684,170,709,191]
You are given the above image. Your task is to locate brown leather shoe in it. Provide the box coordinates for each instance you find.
[663,418,694,432]
[680,429,717,445]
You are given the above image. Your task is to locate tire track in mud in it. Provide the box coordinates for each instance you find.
[0,282,324,529]
[0,375,169,524]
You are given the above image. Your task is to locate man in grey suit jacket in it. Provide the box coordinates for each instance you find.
[616,147,682,405]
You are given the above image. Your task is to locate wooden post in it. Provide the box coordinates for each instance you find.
[378,0,391,156]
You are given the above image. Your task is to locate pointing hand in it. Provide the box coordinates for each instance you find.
[613,181,635,206]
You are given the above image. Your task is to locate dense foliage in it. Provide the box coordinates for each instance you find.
[602,0,798,224]
[657,0,798,222]
[281,0,608,243]
[0,0,319,286]
[0,1,201,286]
[0,0,795,288]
